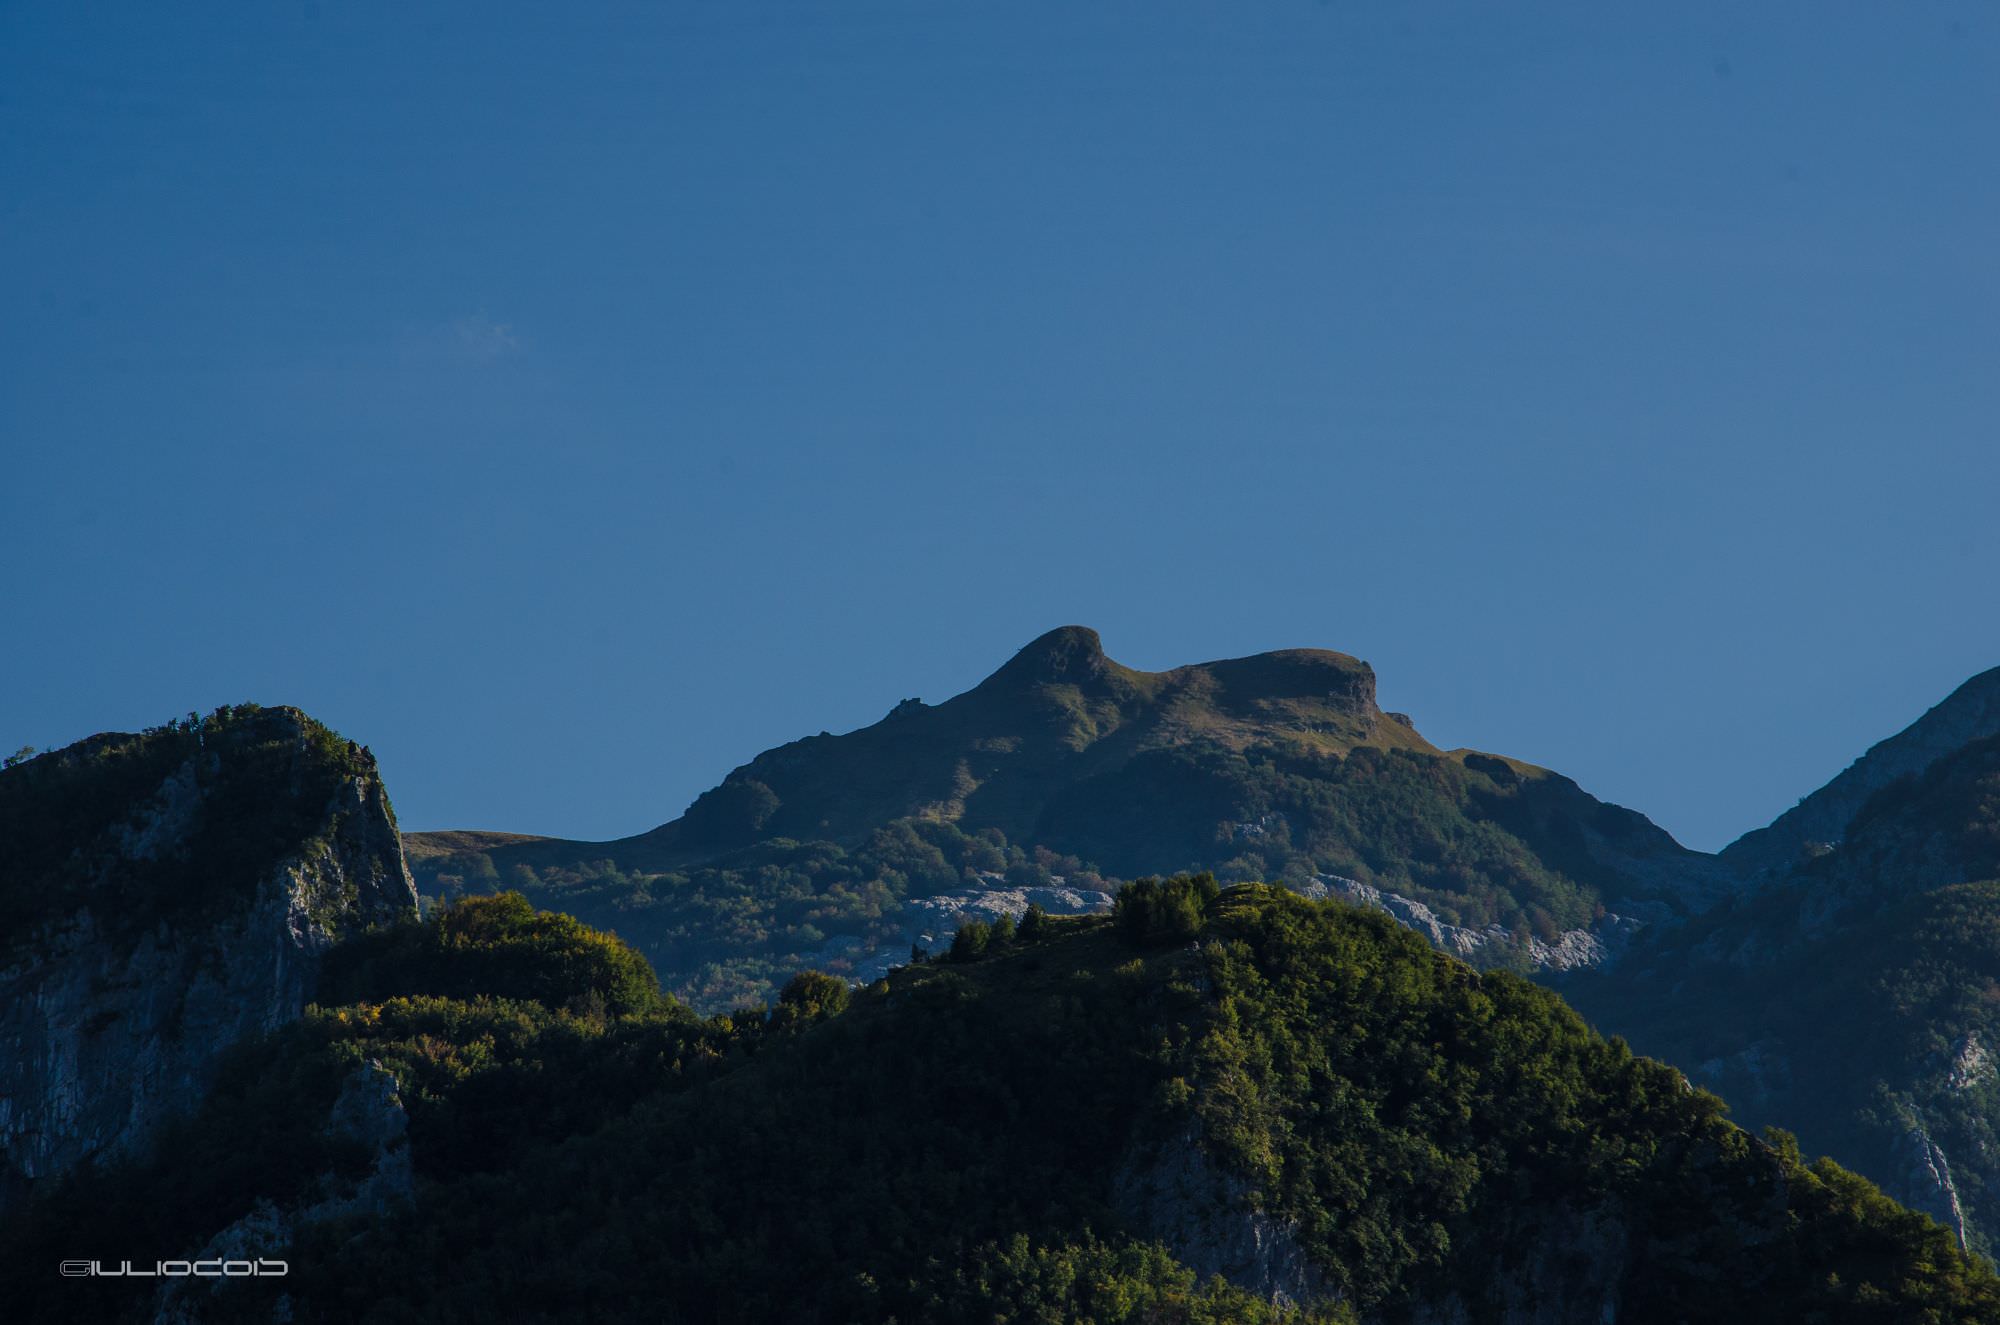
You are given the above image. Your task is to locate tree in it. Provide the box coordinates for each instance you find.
[949,919,991,963]
[771,970,851,1031]
[1115,873,1220,946]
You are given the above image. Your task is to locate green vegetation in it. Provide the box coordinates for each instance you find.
[1192,886,1995,1317]
[929,1236,1335,1324]
[322,891,668,1018]
[0,704,385,955]
[415,817,1102,1010]
[1114,871,1220,945]
[9,883,1991,1322]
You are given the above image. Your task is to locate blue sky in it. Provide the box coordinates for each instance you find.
[3,3,1995,851]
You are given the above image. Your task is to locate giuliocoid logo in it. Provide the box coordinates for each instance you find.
[61,1259,287,1277]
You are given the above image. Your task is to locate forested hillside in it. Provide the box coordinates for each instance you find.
[10,883,1992,1323]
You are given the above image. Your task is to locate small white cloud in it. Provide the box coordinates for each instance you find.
[450,314,520,359]
[398,313,523,365]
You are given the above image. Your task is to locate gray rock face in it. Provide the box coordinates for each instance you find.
[151,1059,414,1324]
[1300,875,1643,973]
[1118,1119,1641,1322]
[1894,1111,1969,1251]
[1870,1033,2000,1255]
[1114,1123,1329,1310]
[1947,1031,1993,1093]
[1684,1030,1985,1255]
[149,1202,298,1325]
[0,725,417,1210]
[808,876,1117,984]
[901,876,1114,945]
[316,1059,416,1220]
[1723,665,2000,876]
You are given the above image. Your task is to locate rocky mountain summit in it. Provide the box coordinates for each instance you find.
[407,626,1730,1008]
[0,706,417,1211]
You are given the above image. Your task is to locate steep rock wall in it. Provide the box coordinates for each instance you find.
[0,713,417,1210]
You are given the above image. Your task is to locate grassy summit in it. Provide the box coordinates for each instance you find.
[408,627,1727,1010]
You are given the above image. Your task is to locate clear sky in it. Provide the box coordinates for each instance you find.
[3,3,1995,852]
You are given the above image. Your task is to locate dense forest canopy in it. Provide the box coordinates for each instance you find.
[9,884,1993,1322]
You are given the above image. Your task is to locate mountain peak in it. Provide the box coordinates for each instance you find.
[1723,662,2000,874]
[980,625,1115,691]
[1199,647,1376,709]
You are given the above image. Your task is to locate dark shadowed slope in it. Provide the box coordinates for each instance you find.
[1723,666,2000,877]
[1570,724,2000,1257]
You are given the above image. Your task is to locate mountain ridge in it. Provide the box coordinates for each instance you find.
[1723,665,2000,876]
[405,627,1729,1008]
[12,659,2000,1316]
[1568,718,2000,1255]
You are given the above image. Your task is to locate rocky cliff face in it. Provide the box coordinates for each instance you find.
[1301,873,1646,973]
[151,1058,415,1324]
[0,707,418,1211]
[1114,1121,1330,1310]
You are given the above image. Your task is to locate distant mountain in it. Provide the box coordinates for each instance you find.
[0,705,418,1211]
[408,627,1732,1009]
[1570,705,2000,1255]
[10,882,1993,1322]
[1722,665,2000,877]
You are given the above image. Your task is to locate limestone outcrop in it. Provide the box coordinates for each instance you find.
[0,708,418,1211]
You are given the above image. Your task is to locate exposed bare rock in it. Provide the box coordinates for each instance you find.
[1894,1110,1970,1250]
[151,1059,413,1323]
[1301,874,1643,973]
[0,710,418,1212]
[1113,1122,1329,1310]
[1948,1033,1994,1094]
[814,878,1116,983]
[902,876,1114,943]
